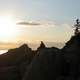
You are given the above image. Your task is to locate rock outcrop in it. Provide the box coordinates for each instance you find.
[0,33,80,80]
[62,33,80,79]
[0,44,34,80]
[23,47,64,80]
[23,33,80,80]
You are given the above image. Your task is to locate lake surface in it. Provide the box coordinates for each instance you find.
[0,50,8,55]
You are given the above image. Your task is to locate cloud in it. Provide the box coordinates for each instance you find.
[17,21,41,26]
[16,21,58,28]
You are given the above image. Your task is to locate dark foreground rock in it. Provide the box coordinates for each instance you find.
[62,33,80,80]
[23,47,64,80]
[0,33,80,80]
[23,33,80,80]
[0,44,34,80]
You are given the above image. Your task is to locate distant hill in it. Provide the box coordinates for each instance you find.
[0,42,64,50]
[22,42,65,50]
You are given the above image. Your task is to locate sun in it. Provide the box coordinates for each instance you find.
[0,15,18,40]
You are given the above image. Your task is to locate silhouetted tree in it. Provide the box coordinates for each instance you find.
[74,19,80,35]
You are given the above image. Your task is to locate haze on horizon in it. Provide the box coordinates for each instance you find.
[0,0,79,49]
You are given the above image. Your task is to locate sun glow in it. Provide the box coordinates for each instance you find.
[0,16,18,40]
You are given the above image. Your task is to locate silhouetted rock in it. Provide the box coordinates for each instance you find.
[0,44,34,80]
[37,41,46,51]
[23,33,80,80]
[1,32,80,80]
[23,47,64,80]
[0,44,33,66]
[62,33,80,79]
[36,41,46,55]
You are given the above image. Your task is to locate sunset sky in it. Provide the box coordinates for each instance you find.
[0,0,79,44]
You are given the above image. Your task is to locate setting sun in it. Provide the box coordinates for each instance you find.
[0,16,18,40]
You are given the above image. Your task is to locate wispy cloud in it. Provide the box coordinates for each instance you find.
[16,20,57,28]
[17,21,41,26]
[16,20,72,30]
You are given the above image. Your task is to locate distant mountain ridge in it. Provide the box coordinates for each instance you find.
[0,42,64,50]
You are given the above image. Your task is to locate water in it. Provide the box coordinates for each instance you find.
[0,50,8,55]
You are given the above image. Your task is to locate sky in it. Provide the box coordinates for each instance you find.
[0,0,79,43]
